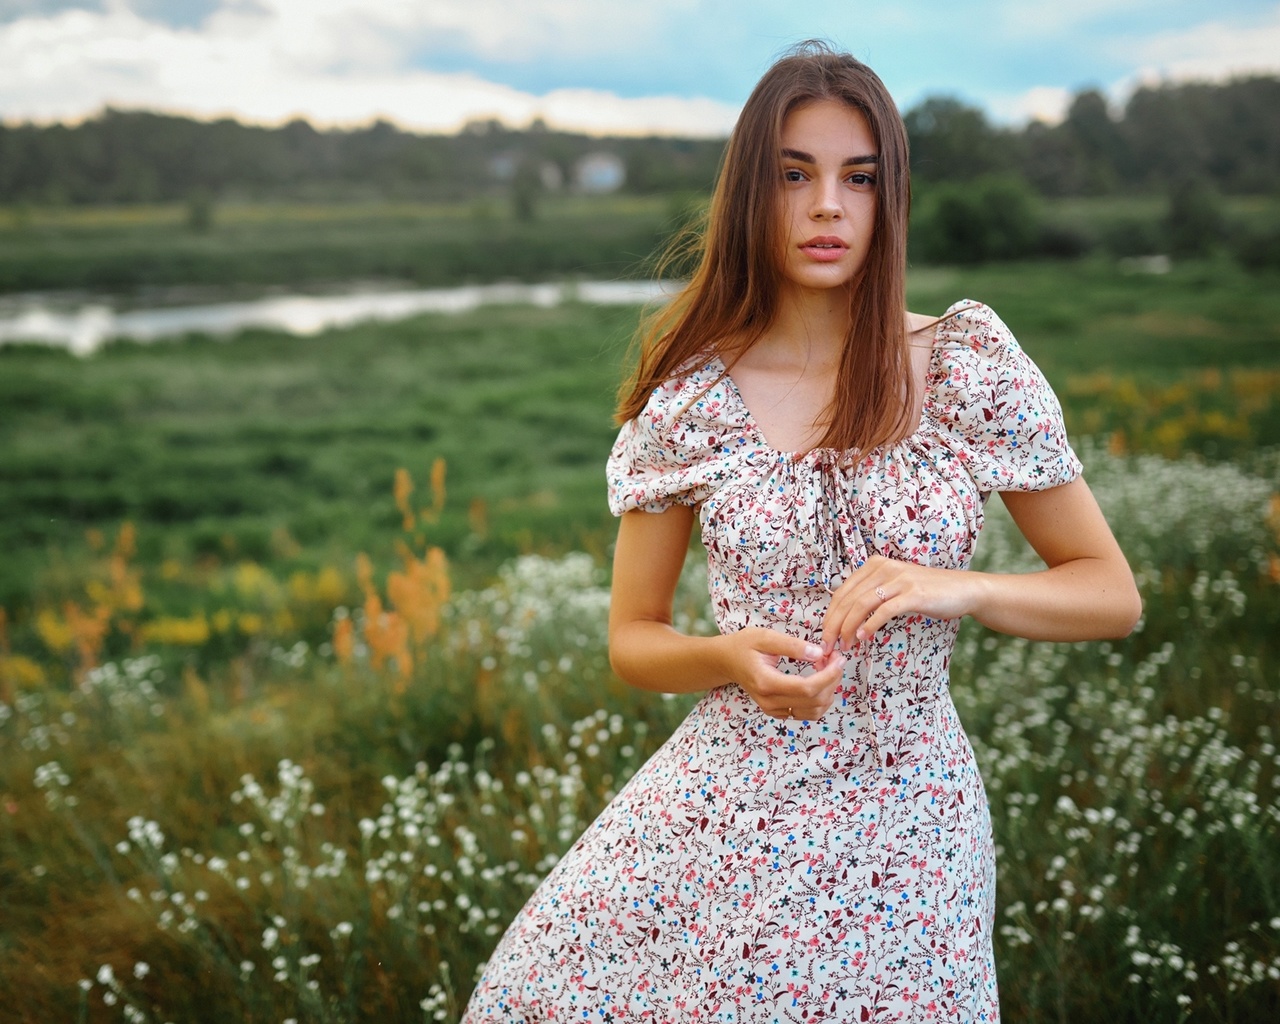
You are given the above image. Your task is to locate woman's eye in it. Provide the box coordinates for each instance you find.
[847,172,876,187]
[783,169,807,182]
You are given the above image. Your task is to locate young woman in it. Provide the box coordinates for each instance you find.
[465,43,1140,1023]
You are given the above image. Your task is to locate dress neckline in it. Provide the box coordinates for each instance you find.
[708,316,949,461]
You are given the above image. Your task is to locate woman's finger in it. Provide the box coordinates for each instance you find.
[841,578,917,648]
[746,628,825,664]
[823,576,889,652]
[833,563,974,646]
[758,648,847,719]
[855,593,904,642]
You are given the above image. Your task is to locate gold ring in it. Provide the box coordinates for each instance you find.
[786,706,793,718]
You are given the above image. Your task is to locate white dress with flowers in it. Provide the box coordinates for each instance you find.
[464,301,1081,1023]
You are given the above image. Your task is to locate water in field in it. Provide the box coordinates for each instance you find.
[0,279,680,356]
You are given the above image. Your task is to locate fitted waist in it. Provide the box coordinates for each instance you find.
[696,675,956,772]
[768,628,956,705]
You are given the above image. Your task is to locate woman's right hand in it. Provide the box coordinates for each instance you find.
[716,627,847,720]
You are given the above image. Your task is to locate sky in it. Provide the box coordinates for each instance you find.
[2,0,1279,136]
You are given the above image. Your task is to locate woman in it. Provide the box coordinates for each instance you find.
[465,43,1140,1022]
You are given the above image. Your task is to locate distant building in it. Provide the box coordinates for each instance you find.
[539,162,564,191]
[490,154,563,191]
[574,152,625,194]
[488,152,517,182]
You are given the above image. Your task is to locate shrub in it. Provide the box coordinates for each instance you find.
[1234,225,1280,270]
[912,175,1044,263]
[1097,214,1165,258]
[1165,180,1226,258]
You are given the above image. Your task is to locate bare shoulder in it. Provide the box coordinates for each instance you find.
[905,310,940,345]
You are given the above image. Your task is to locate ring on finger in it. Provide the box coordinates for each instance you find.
[875,585,888,602]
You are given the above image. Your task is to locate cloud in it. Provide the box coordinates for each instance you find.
[959,3,1280,125]
[0,0,739,135]
[999,0,1168,36]
[0,0,97,19]
[1125,4,1280,84]
[384,0,691,64]
[985,86,1075,126]
[6,2,1280,137]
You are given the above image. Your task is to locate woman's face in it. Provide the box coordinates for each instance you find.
[776,98,878,297]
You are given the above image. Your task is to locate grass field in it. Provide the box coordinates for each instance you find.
[2,258,1278,617]
[0,196,676,294]
[1,254,1279,1022]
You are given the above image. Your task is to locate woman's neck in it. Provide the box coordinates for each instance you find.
[750,284,852,369]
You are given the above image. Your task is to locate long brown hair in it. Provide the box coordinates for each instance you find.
[616,41,914,454]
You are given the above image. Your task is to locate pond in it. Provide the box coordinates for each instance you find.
[0,279,680,356]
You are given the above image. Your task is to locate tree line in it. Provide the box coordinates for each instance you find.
[0,76,1277,206]
[0,114,725,205]
[907,76,1280,195]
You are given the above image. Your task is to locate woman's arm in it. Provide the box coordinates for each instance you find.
[822,476,1142,650]
[984,477,1142,638]
[609,506,846,719]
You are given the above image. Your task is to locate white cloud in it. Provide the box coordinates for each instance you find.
[985,85,1074,125]
[959,4,1280,126]
[349,0,693,63]
[533,90,738,137]
[0,0,738,135]
[10,1,1278,137]
[999,0,1174,37]
[1125,5,1280,84]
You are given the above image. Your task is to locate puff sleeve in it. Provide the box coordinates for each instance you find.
[606,364,743,515]
[932,300,1082,493]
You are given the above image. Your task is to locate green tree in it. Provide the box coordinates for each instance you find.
[511,158,543,222]
[1063,89,1127,192]
[912,175,1042,264]
[185,188,215,232]
[905,97,1011,183]
[1165,179,1225,257]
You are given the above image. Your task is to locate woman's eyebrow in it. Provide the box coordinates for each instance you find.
[780,148,879,166]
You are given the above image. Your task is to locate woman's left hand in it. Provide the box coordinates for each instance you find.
[821,554,980,654]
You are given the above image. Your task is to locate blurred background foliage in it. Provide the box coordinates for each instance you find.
[0,75,1278,287]
[2,77,1277,204]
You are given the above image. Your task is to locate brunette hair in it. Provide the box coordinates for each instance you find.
[616,41,914,454]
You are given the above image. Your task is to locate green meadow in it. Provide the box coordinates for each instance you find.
[1,256,1279,1022]
[2,190,1279,294]
[2,258,1277,614]
[0,196,674,293]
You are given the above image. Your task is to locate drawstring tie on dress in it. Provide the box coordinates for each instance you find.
[788,450,885,765]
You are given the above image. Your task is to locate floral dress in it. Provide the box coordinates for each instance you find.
[464,301,1081,1023]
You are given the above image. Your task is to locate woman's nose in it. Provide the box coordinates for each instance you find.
[810,178,843,220]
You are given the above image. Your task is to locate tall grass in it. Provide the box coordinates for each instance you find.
[0,301,637,614]
[2,442,1277,1022]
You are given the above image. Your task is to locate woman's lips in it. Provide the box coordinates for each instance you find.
[799,236,848,262]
